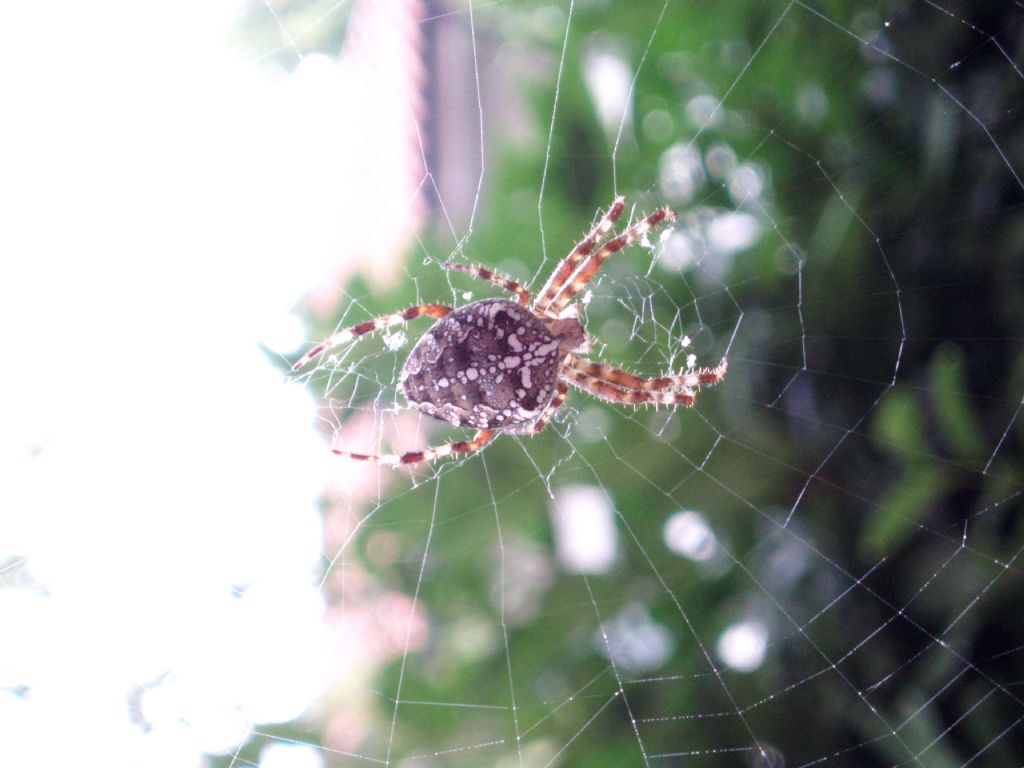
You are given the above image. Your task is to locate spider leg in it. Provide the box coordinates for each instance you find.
[292,304,454,372]
[529,380,569,434]
[442,261,531,307]
[567,356,728,392]
[331,428,496,467]
[534,197,626,314]
[561,368,697,407]
[545,205,676,316]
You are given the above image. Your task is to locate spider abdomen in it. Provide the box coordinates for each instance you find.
[400,298,562,430]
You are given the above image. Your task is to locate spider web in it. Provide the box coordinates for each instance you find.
[2,1,1023,768]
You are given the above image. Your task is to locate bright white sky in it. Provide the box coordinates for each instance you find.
[1,2,345,765]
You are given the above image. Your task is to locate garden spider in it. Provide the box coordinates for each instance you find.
[293,197,728,465]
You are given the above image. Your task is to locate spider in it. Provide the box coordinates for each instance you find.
[293,197,727,465]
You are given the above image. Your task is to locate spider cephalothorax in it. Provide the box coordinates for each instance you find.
[293,197,728,465]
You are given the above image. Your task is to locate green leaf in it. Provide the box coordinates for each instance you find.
[872,390,927,462]
[929,343,987,461]
[859,467,949,559]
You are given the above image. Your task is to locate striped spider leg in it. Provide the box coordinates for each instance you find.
[529,380,570,433]
[291,304,454,372]
[534,196,627,313]
[441,261,531,307]
[332,428,497,467]
[560,356,728,408]
[543,204,677,317]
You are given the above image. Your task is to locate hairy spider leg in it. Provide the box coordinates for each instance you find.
[331,428,496,466]
[560,367,697,407]
[534,197,626,314]
[567,356,728,392]
[441,261,531,307]
[292,304,454,372]
[546,206,677,316]
[529,379,569,433]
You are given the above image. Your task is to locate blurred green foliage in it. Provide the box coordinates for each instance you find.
[241,1,1024,766]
